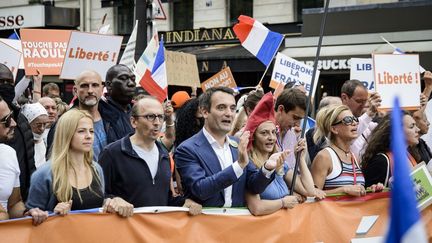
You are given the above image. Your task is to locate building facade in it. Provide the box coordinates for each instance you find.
[0,0,431,105]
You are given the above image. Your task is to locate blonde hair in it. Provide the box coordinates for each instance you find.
[53,97,69,117]
[50,109,99,203]
[313,104,350,144]
[249,122,279,173]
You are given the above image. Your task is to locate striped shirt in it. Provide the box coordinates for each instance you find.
[323,147,365,190]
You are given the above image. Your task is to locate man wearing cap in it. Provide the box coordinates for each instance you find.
[171,91,191,110]
[175,87,275,207]
[21,103,49,169]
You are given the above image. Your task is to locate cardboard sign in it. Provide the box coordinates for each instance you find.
[60,31,123,80]
[0,38,24,69]
[0,41,21,80]
[20,29,71,75]
[350,58,375,92]
[201,67,237,91]
[270,52,319,97]
[373,54,421,110]
[165,50,200,87]
[411,162,432,210]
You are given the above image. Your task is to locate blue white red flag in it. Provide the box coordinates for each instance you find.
[385,97,427,243]
[139,39,167,103]
[233,15,283,66]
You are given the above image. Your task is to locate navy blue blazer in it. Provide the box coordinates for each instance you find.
[174,130,274,207]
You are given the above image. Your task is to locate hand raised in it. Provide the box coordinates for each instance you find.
[265,150,289,171]
[238,131,250,169]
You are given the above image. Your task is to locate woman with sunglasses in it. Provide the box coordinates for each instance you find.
[26,109,133,225]
[362,112,420,187]
[311,105,378,197]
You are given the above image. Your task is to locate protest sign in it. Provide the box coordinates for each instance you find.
[0,38,24,69]
[165,50,200,87]
[411,162,432,211]
[373,54,421,110]
[60,31,123,80]
[201,67,237,92]
[350,58,374,92]
[20,29,70,75]
[270,53,319,97]
[0,41,21,79]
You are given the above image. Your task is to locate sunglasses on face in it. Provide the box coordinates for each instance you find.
[0,111,14,128]
[332,116,359,126]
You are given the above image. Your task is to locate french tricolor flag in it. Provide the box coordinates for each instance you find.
[233,15,284,66]
[139,39,168,103]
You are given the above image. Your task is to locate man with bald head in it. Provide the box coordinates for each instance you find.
[47,70,109,160]
[0,64,35,201]
[99,96,193,208]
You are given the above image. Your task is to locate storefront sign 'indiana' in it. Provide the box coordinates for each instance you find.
[162,27,237,46]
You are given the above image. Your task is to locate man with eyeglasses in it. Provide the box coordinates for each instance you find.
[0,96,47,224]
[98,97,201,212]
[0,64,36,201]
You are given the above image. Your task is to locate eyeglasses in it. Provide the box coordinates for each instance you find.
[332,116,359,126]
[0,111,14,128]
[134,114,165,122]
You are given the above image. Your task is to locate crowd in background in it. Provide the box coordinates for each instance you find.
[0,62,431,225]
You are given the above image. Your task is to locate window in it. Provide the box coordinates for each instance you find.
[116,0,135,35]
[296,0,324,21]
[173,0,193,30]
[229,0,253,26]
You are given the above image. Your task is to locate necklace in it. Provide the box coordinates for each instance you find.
[332,143,351,157]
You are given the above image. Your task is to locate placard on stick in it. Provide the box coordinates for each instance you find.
[201,67,237,92]
[350,58,374,92]
[373,54,421,110]
[60,31,123,81]
[20,29,71,75]
[0,41,21,80]
[270,52,319,97]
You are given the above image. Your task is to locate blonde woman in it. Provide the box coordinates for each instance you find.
[244,93,315,216]
[311,105,383,197]
[26,109,133,224]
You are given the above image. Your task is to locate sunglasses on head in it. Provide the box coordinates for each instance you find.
[332,116,358,126]
[0,111,14,128]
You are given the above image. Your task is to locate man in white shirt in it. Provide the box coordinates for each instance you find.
[0,97,47,224]
[175,87,276,207]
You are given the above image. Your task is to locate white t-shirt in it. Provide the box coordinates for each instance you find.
[0,144,20,212]
[132,143,159,179]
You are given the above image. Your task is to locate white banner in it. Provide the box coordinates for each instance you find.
[350,58,374,92]
[0,38,24,69]
[60,31,123,81]
[270,52,319,97]
[0,40,21,80]
[373,54,421,110]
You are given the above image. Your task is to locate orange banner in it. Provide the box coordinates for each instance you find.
[20,29,71,75]
[1,197,432,243]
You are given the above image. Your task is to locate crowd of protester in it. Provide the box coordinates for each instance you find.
[0,62,432,225]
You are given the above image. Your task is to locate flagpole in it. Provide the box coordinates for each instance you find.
[289,0,330,195]
[257,36,285,88]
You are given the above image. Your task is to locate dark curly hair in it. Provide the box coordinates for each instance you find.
[361,111,420,169]
[174,98,204,148]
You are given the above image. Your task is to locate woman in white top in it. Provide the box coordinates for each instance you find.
[21,103,48,169]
